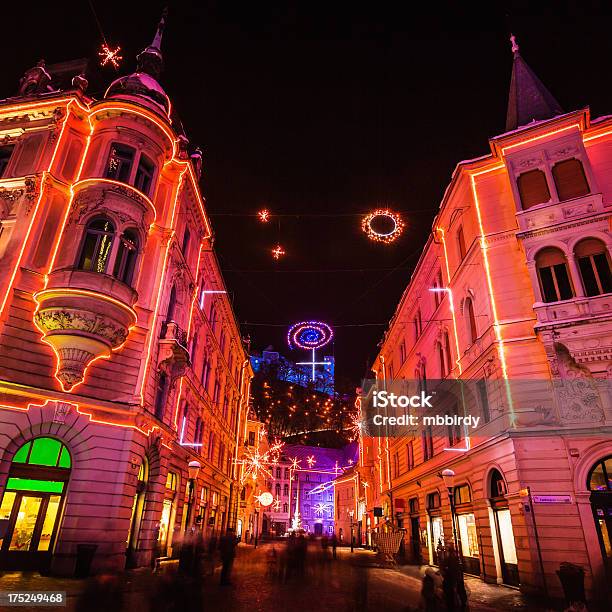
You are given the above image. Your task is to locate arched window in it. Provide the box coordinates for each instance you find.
[588,456,612,492]
[106,143,135,183]
[490,469,508,497]
[0,437,71,553]
[575,238,612,297]
[113,229,138,284]
[444,331,453,374]
[437,341,446,378]
[457,225,467,260]
[464,297,477,344]
[78,217,114,273]
[426,492,441,510]
[194,417,204,447]
[552,158,590,201]
[536,247,574,302]
[517,169,551,209]
[154,372,168,421]
[166,286,177,323]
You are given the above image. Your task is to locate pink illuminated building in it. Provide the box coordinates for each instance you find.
[356,39,612,603]
[0,14,252,574]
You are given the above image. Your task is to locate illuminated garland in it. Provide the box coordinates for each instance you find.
[272,244,286,260]
[287,321,333,350]
[258,209,271,222]
[361,208,405,244]
[98,44,123,69]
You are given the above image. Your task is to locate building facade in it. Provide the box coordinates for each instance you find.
[0,15,252,575]
[358,40,612,603]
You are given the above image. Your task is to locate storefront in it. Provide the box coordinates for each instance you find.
[587,456,612,576]
[157,470,179,558]
[0,437,71,571]
[453,483,480,576]
[426,491,444,565]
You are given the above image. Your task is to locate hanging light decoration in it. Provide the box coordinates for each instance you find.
[272,244,286,260]
[361,208,405,244]
[258,209,271,222]
[98,43,123,69]
[287,321,333,350]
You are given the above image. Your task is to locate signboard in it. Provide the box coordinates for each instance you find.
[532,494,572,504]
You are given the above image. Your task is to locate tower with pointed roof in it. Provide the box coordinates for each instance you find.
[505,34,564,132]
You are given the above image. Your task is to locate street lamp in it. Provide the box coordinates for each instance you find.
[348,509,355,552]
[441,468,460,553]
[185,460,201,532]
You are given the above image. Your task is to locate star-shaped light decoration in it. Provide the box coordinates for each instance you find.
[98,44,123,69]
[333,461,341,475]
[258,209,271,222]
[306,455,316,468]
[235,439,285,485]
[272,244,286,260]
[272,497,281,511]
[313,502,332,516]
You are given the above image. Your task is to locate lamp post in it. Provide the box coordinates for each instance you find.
[184,460,201,532]
[441,468,460,554]
[254,505,260,548]
[348,509,355,552]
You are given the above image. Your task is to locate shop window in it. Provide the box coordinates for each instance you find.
[536,247,574,302]
[517,169,551,209]
[575,238,612,297]
[464,297,477,344]
[457,513,479,559]
[588,456,612,492]
[113,229,139,284]
[552,158,590,201]
[453,484,472,505]
[105,143,135,183]
[78,217,114,273]
[0,145,15,178]
[134,154,155,196]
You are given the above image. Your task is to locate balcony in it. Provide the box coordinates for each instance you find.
[33,268,138,391]
[158,320,190,382]
[533,292,612,328]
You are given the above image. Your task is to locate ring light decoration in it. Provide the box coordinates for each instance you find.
[361,208,405,244]
[287,321,333,350]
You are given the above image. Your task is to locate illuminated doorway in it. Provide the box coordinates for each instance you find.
[0,437,71,571]
[588,456,612,578]
[126,458,148,568]
[490,469,519,586]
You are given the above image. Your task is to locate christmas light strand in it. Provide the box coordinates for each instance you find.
[361,208,405,244]
[98,44,123,68]
[287,321,333,350]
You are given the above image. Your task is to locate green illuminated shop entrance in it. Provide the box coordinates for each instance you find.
[0,437,71,571]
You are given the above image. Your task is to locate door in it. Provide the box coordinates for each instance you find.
[430,515,444,565]
[494,508,519,586]
[314,523,323,536]
[0,493,62,570]
[410,516,421,563]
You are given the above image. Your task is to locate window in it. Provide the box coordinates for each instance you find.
[552,158,589,201]
[154,372,168,421]
[166,286,177,322]
[283,484,289,496]
[194,417,204,446]
[105,143,135,183]
[180,403,189,440]
[536,248,574,302]
[399,340,406,364]
[134,154,155,195]
[477,380,491,423]
[447,404,463,446]
[393,452,400,478]
[248,431,255,446]
[587,456,612,492]
[490,469,508,497]
[213,381,220,404]
[201,355,210,389]
[426,492,441,510]
[575,239,612,297]
[422,426,434,461]
[284,468,290,479]
[454,484,472,505]
[464,297,478,343]
[165,471,177,491]
[0,145,14,177]
[275,483,281,496]
[437,341,446,378]
[181,226,191,257]
[406,441,414,471]
[433,270,443,308]
[276,466,281,478]
[517,169,551,209]
[283,503,288,513]
[457,226,467,260]
[112,229,138,284]
[207,432,215,461]
[409,497,419,514]
[78,217,114,273]
[444,331,453,374]
[190,332,199,363]
[388,363,394,381]
[414,309,423,338]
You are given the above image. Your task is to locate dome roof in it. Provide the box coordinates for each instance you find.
[105,71,170,116]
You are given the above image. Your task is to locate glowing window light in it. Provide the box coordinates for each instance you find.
[361,209,405,244]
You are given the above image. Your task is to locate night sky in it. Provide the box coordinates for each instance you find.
[2,1,610,388]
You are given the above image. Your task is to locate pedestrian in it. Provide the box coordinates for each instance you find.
[421,567,439,612]
[331,531,338,559]
[219,527,237,586]
[440,543,468,612]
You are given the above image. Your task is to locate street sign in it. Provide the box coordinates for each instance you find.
[532,494,572,504]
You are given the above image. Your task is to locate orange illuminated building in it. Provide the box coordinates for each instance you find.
[356,38,612,604]
[0,13,252,573]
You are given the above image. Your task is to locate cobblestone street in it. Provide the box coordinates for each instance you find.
[0,543,559,612]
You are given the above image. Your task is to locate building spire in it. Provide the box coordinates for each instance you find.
[505,33,563,132]
[136,7,168,80]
